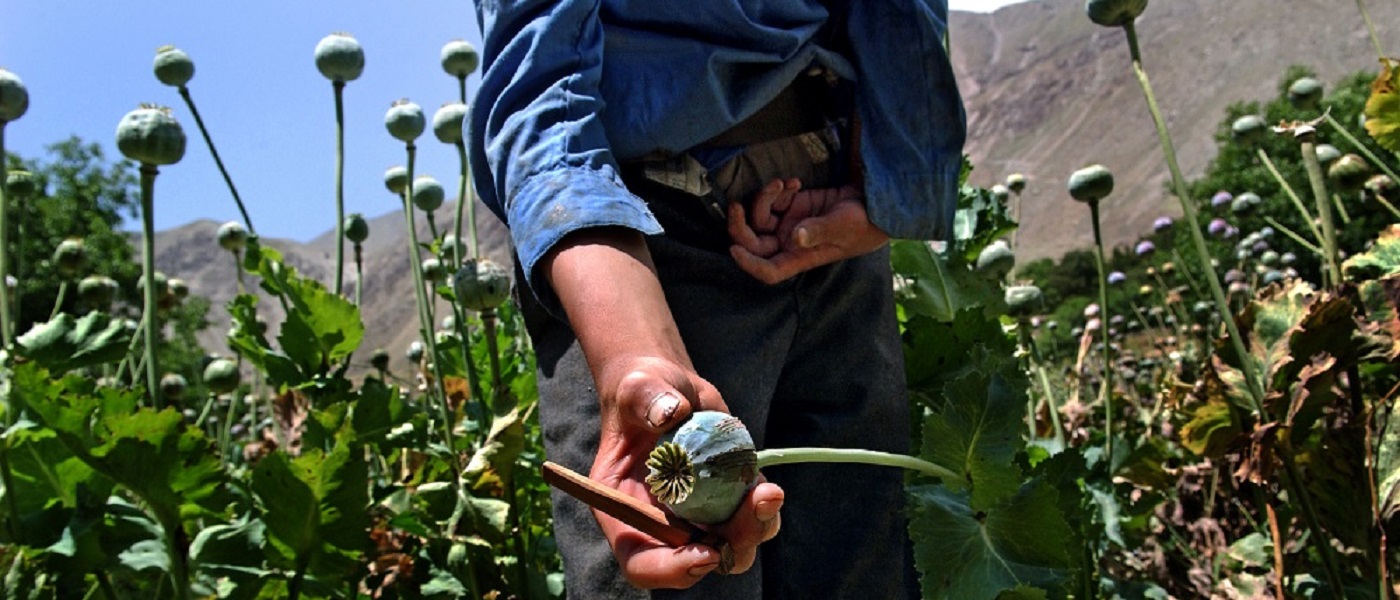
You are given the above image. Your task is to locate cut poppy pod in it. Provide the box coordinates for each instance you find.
[646,411,759,525]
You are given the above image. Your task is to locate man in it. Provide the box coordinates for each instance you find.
[468,1,964,597]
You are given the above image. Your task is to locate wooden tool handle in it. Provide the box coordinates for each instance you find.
[542,461,710,547]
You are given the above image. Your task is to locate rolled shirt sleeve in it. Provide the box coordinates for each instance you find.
[470,0,663,314]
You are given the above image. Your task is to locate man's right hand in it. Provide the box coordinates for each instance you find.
[543,227,784,589]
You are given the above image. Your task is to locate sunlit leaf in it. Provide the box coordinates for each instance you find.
[1364,59,1400,153]
[14,312,131,374]
[892,241,1005,323]
[923,350,1026,510]
[1378,398,1400,520]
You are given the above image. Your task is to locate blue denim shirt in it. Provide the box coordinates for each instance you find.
[469,1,965,306]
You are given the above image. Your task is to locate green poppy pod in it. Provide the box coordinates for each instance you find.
[1067,164,1114,204]
[52,238,87,277]
[0,68,29,122]
[139,271,169,298]
[77,275,118,309]
[1085,0,1148,27]
[1366,174,1395,198]
[370,348,390,372]
[1231,115,1268,146]
[975,240,1014,279]
[406,341,424,364]
[1287,77,1323,111]
[433,102,468,145]
[411,175,445,212]
[1260,250,1280,266]
[422,257,446,283]
[203,357,241,395]
[116,104,186,166]
[439,234,464,261]
[1231,192,1261,215]
[1005,173,1027,194]
[216,221,248,252]
[1004,285,1043,317]
[989,184,1010,205]
[314,32,365,83]
[6,170,37,198]
[1328,154,1371,192]
[344,213,369,244]
[385,99,426,143]
[1314,144,1342,166]
[1263,270,1285,285]
[384,166,409,194]
[645,411,758,525]
[160,373,188,402]
[168,278,190,300]
[440,39,480,78]
[441,315,456,331]
[1138,284,1154,298]
[152,45,195,88]
[453,257,511,312]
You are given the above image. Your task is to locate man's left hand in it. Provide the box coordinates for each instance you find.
[726,179,888,284]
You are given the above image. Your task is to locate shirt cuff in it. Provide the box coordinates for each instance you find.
[509,165,665,318]
[863,159,962,243]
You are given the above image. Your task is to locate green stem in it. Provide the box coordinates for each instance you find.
[219,390,237,462]
[48,281,67,321]
[453,141,468,267]
[1256,148,1325,246]
[1332,193,1353,225]
[1123,22,1265,410]
[755,447,959,481]
[1281,450,1348,597]
[0,123,12,348]
[178,87,254,234]
[333,82,347,298]
[1022,326,1066,447]
[1324,112,1400,185]
[1299,137,1342,288]
[402,144,462,477]
[1262,216,1323,257]
[0,440,22,542]
[483,309,508,414]
[95,570,124,600]
[154,510,190,600]
[1355,0,1386,61]
[354,243,363,308]
[450,303,486,416]
[1373,192,1400,222]
[1088,200,1114,456]
[139,165,163,409]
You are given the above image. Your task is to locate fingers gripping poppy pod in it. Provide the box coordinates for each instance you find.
[153,46,195,88]
[314,32,365,83]
[646,411,759,525]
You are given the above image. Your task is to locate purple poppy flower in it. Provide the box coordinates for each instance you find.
[1211,191,1233,208]
[1153,216,1174,232]
[1223,226,1240,239]
[1108,271,1127,285]
[1084,303,1101,318]
[1135,240,1156,256]
[1208,218,1229,237]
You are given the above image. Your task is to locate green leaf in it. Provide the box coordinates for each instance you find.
[250,246,364,377]
[351,377,407,445]
[250,430,368,583]
[922,350,1026,511]
[463,406,528,493]
[189,516,272,591]
[1342,224,1400,282]
[14,312,132,374]
[908,481,1075,600]
[903,309,1011,399]
[1364,59,1400,153]
[1378,397,1400,520]
[892,241,1005,323]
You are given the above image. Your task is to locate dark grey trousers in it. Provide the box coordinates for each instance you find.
[520,134,917,600]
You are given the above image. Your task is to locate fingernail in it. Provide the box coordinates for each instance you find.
[795,227,812,248]
[686,547,719,577]
[755,500,780,523]
[647,392,681,429]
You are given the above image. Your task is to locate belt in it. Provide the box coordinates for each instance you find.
[697,70,845,149]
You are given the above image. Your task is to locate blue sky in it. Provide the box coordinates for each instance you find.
[0,0,1027,242]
